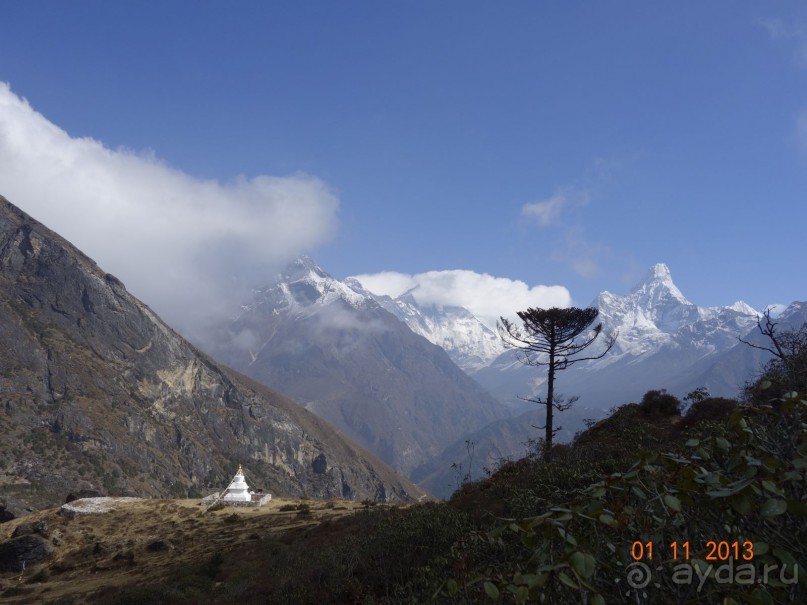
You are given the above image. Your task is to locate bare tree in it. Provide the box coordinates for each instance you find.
[740,308,807,396]
[739,308,790,361]
[498,307,617,462]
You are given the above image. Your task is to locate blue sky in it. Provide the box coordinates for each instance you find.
[1,1,805,331]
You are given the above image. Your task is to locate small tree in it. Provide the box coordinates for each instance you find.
[498,307,616,461]
[683,386,709,405]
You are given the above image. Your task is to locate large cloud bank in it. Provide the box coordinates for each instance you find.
[0,83,338,339]
[351,270,571,331]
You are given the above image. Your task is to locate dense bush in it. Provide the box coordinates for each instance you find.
[639,389,682,416]
[237,503,471,604]
[678,396,737,431]
[446,390,807,604]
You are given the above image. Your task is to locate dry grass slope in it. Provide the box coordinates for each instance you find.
[0,496,381,604]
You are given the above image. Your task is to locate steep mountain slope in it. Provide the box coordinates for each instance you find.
[0,196,421,514]
[204,257,506,478]
[411,404,608,498]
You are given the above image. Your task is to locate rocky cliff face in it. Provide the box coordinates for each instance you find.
[0,196,421,514]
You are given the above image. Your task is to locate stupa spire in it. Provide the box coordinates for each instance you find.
[201,464,271,509]
[222,464,252,503]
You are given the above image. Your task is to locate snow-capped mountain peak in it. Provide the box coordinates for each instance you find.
[727,301,759,316]
[641,262,673,282]
[630,262,691,307]
[764,303,789,318]
[372,293,506,372]
[474,263,768,422]
[593,264,758,363]
[249,256,370,313]
[249,258,505,371]
[347,279,506,372]
[780,301,807,321]
[589,264,695,340]
[277,254,328,282]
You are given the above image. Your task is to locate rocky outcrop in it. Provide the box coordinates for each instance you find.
[11,520,48,539]
[0,195,423,512]
[64,490,102,504]
[0,496,32,524]
[145,539,174,553]
[0,534,53,572]
[59,498,144,518]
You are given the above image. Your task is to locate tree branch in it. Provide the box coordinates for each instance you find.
[739,309,786,361]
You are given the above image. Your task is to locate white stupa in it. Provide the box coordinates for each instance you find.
[221,464,253,503]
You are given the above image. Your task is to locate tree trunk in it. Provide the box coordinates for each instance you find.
[545,348,555,462]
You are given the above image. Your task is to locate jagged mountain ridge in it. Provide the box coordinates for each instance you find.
[0,197,421,514]
[667,300,807,397]
[351,264,759,380]
[593,264,759,364]
[344,281,505,373]
[367,262,764,410]
[204,257,506,480]
[473,263,761,409]
[418,265,778,497]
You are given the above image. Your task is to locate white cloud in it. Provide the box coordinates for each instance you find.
[351,269,571,330]
[521,194,567,226]
[315,302,388,335]
[0,83,339,340]
[351,271,418,299]
[521,188,591,228]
